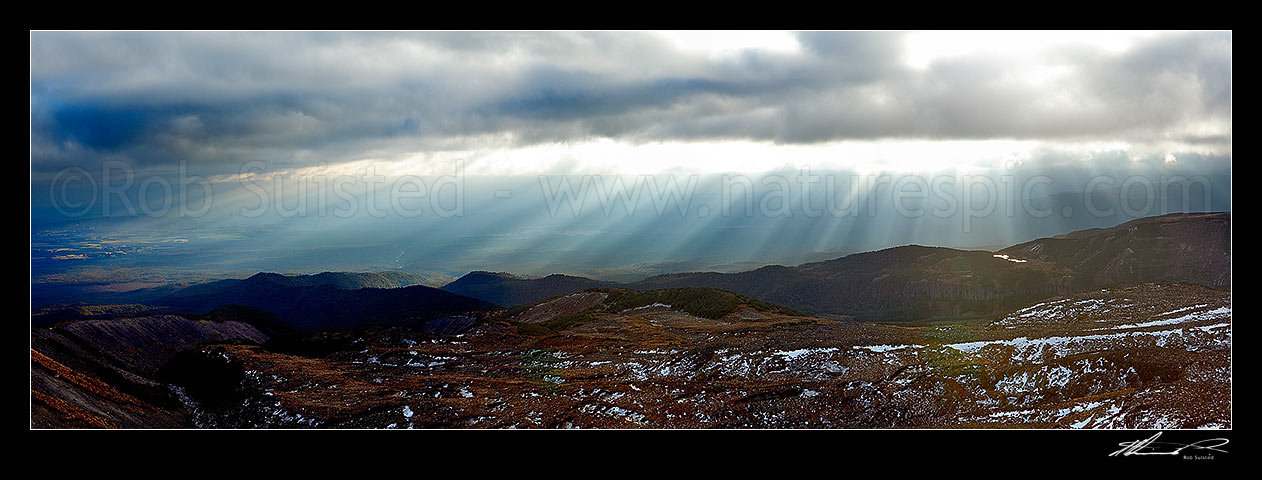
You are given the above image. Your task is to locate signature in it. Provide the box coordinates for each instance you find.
[1110,432,1229,457]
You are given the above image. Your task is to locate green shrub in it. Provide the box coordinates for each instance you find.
[539,309,598,331]
[922,344,989,380]
[512,322,553,336]
[518,349,564,394]
[601,287,800,319]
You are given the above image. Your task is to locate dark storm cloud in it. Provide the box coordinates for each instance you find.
[30,31,1230,176]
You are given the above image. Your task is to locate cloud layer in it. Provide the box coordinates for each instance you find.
[30,31,1231,176]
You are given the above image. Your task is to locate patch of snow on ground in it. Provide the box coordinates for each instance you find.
[621,303,672,313]
[1106,306,1230,330]
[773,347,839,360]
[943,324,1222,361]
[996,299,1071,325]
[1158,304,1209,317]
[852,344,921,353]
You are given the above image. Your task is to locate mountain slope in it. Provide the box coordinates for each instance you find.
[630,245,1076,321]
[157,275,500,331]
[632,213,1230,320]
[31,314,270,428]
[171,271,429,298]
[442,271,618,307]
[501,286,802,336]
[440,213,1231,323]
[32,271,434,311]
[998,212,1230,289]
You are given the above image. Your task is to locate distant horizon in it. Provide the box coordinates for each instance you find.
[34,209,1230,292]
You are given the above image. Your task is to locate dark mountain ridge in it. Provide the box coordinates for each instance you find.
[629,245,1077,322]
[441,271,618,308]
[998,212,1230,289]
[170,270,429,297]
[31,270,432,310]
[442,212,1230,322]
[156,276,499,332]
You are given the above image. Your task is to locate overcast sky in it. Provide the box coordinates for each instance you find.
[31,31,1231,178]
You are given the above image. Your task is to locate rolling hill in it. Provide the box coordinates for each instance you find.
[441,212,1231,322]
[154,273,499,331]
[31,270,434,310]
[997,212,1230,289]
[441,271,617,307]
